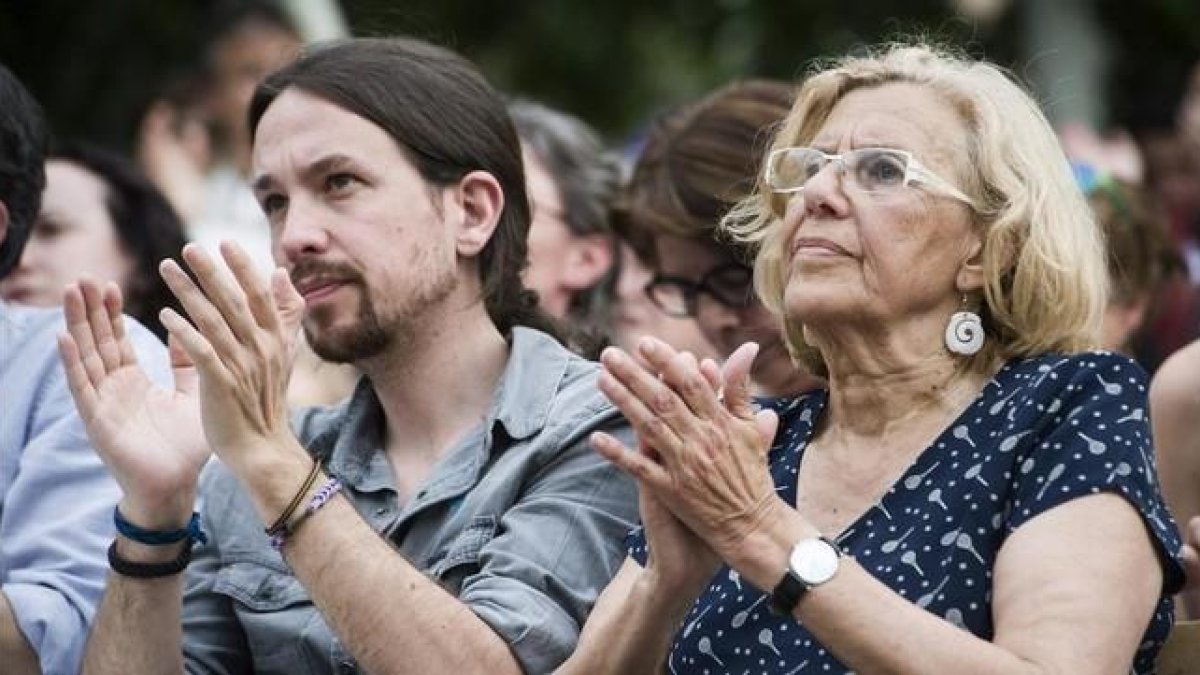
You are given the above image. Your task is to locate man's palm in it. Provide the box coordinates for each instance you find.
[83,355,208,496]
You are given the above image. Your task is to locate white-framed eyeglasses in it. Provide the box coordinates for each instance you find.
[764,146,977,209]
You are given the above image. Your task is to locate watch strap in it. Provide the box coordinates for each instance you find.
[769,567,807,615]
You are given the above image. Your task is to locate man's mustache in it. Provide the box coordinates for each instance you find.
[289,259,363,289]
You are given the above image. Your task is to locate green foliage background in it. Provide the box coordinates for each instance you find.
[0,0,1196,150]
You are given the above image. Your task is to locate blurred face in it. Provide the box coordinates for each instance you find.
[1142,132,1200,229]
[521,148,613,318]
[1101,295,1149,354]
[252,89,460,363]
[653,234,809,395]
[1180,63,1200,153]
[522,149,574,316]
[777,83,980,332]
[611,242,719,362]
[210,22,301,152]
[1,160,133,305]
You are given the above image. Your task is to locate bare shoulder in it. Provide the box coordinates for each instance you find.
[1151,340,1200,420]
[1150,339,1200,522]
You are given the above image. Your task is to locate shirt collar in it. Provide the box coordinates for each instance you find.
[322,327,571,483]
[487,326,570,441]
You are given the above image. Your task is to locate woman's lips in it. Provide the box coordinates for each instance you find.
[791,236,850,257]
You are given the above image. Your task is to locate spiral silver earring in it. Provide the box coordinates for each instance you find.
[944,298,984,356]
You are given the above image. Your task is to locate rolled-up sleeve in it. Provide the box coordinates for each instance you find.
[458,421,638,674]
[0,317,169,675]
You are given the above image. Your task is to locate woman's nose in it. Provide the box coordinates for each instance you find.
[800,160,851,220]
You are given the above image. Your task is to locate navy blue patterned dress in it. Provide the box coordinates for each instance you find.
[628,352,1184,674]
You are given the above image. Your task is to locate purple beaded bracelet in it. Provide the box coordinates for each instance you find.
[269,476,343,551]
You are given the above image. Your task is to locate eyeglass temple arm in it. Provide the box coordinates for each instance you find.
[907,163,976,207]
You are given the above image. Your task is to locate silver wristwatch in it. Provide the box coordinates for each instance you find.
[769,536,841,614]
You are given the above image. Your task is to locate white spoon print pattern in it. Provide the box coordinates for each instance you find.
[904,461,941,490]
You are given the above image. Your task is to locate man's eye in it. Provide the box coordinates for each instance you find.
[34,220,63,239]
[326,173,359,192]
[261,194,287,215]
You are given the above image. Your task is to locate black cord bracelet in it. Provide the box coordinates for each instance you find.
[107,539,193,579]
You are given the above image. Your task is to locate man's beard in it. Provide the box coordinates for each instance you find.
[303,285,392,363]
[296,258,458,364]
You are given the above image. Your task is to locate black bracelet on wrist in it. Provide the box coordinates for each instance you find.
[107,539,193,578]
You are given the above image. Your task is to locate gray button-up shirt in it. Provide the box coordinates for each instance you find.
[180,328,638,674]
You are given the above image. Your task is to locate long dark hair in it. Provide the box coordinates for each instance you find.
[248,37,560,341]
[614,80,795,266]
[53,142,188,341]
[0,63,47,280]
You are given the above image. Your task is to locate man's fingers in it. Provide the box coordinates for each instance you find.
[101,282,140,368]
[271,267,305,337]
[165,330,200,397]
[181,244,258,346]
[56,332,99,420]
[63,282,107,388]
[160,307,229,385]
[220,241,279,333]
[161,258,243,364]
[81,279,123,374]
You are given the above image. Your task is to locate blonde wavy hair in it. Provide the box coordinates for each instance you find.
[725,44,1107,376]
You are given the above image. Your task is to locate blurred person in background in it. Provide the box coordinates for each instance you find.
[139,1,302,273]
[0,63,170,675]
[509,100,619,347]
[1,142,187,342]
[607,238,721,363]
[612,80,820,396]
[1070,163,1184,356]
[139,2,355,406]
[1136,72,1200,367]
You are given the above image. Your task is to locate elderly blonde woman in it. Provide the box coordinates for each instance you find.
[559,45,1183,674]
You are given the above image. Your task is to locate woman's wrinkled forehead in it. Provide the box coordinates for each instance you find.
[802,82,972,169]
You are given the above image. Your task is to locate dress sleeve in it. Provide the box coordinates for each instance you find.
[1004,352,1184,593]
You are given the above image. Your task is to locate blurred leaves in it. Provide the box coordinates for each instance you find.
[0,0,1196,150]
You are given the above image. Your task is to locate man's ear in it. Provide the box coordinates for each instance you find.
[453,171,504,257]
[561,234,615,291]
[0,201,9,249]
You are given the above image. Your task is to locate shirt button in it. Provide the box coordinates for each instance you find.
[374,507,388,516]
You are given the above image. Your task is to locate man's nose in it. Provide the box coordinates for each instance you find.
[274,198,329,266]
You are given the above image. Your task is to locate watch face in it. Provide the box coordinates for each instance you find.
[790,538,840,585]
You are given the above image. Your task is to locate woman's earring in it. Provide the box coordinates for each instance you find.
[945,296,985,356]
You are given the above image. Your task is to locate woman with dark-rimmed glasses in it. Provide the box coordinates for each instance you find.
[611,79,821,398]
